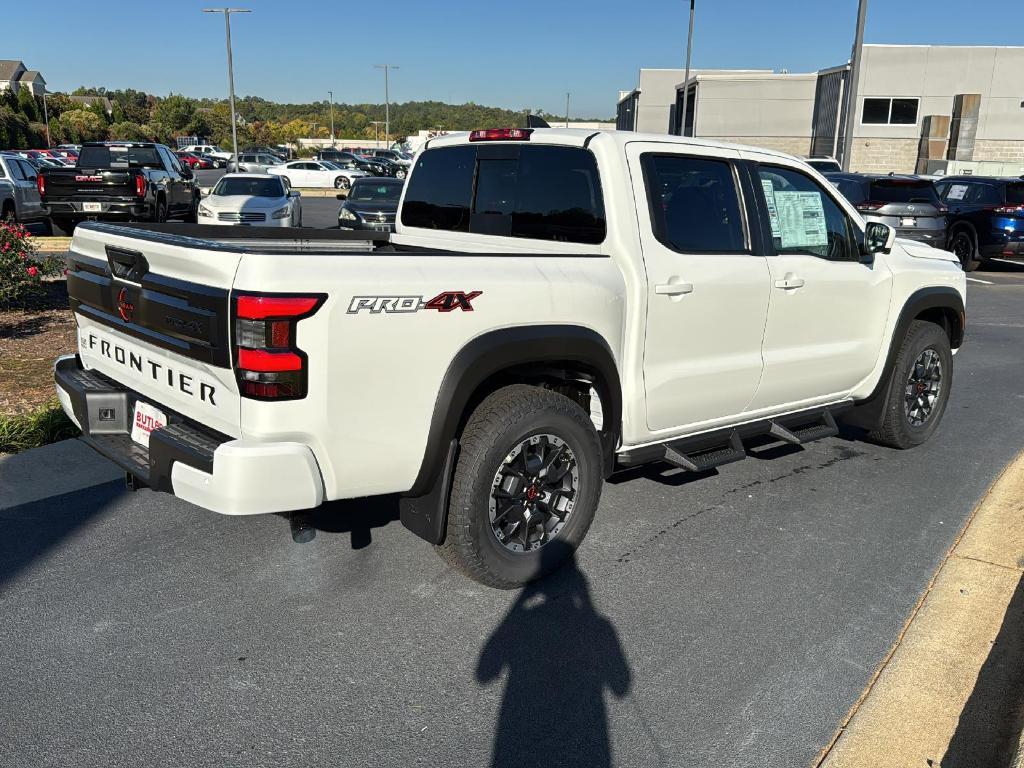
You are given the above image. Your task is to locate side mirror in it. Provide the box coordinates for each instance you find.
[199,187,212,197]
[862,221,895,260]
[289,190,301,198]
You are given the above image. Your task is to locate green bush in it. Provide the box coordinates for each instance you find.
[0,401,78,453]
[0,222,64,308]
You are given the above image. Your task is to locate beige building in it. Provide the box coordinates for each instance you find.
[620,44,1024,174]
[0,60,46,97]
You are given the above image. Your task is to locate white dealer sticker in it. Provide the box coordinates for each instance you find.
[131,401,167,448]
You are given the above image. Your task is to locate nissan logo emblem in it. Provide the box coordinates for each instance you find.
[117,287,135,323]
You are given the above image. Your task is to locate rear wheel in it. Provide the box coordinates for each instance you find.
[435,384,604,589]
[1,202,15,224]
[38,217,53,235]
[869,320,953,449]
[950,229,980,272]
[152,197,167,224]
[52,217,76,235]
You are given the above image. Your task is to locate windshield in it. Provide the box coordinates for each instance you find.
[869,179,941,204]
[349,182,402,203]
[78,145,161,169]
[213,176,285,197]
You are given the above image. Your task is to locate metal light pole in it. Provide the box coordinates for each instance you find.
[327,90,335,145]
[680,0,695,136]
[370,120,385,146]
[374,64,398,146]
[41,90,50,148]
[203,7,251,171]
[840,0,868,170]
[565,92,570,128]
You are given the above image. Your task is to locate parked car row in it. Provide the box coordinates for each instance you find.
[820,165,1024,272]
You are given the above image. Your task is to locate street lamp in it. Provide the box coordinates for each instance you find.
[373,64,398,147]
[41,90,51,148]
[565,92,570,128]
[680,0,695,137]
[370,120,385,147]
[840,0,869,170]
[328,90,335,146]
[203,7,251,170]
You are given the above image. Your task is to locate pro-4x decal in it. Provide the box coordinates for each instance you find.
[347,291,482,314]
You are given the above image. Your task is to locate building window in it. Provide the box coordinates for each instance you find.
[862,97,919,125]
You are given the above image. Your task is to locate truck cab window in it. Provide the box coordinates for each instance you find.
[757,166,856,261]
[641,154,746,253]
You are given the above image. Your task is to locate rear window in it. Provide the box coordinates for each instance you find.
[833,178,869,204]
[868,179,941,204]
[78,145,161,169]
[1006,183,1024,206]
[401,144,606,244]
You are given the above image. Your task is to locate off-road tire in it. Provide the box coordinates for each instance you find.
[1,202,15,224]
[435,384,604,589]
[869,320,953,449]
[950,229,980,272]
[152,197,167,224]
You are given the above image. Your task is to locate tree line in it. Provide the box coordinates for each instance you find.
[1,85,610,150]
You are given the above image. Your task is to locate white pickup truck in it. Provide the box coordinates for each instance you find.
[55,128,966,588]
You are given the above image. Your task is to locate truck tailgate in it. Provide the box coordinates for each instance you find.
[66,224,243,438]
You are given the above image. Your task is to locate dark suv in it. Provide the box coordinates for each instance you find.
[315,149,386,176]
[826,173,947,248]
[933,176,1024,271]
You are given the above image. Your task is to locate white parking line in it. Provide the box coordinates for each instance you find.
[990,258,1024,266]
[966,277,994,285]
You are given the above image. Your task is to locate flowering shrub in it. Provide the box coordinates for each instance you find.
[0,222,63,307]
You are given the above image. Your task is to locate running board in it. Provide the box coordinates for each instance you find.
[663,430,746,473]
[617,404,850,471]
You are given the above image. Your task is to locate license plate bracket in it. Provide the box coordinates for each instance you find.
[900,217,917,227]
[83,202,103,212]
[131,400,167,448]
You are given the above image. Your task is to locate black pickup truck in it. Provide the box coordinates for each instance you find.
[38,142,199,234]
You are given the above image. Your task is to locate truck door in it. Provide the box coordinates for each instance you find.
[11,159,43,219]
[742,155,893,410]
[626,142,771,432]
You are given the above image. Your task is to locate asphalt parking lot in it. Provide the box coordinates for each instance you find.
[2,265,1022,768]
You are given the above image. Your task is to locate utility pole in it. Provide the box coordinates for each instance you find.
[840,0,868,170]
[565,92,570,128]
[203,7,251,170]
[374,64,398,146]
[41,90,50,148]
[680,0,695,136]
[327,90,335,146]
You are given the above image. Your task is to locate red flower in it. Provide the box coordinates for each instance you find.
[26,266,38,277]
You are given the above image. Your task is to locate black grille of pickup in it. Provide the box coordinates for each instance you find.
[67,249,231,368]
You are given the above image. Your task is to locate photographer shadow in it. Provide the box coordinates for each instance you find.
[477,543,632,768]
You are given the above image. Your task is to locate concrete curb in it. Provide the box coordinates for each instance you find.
[30,236,72,253]
[816,450,1024,768]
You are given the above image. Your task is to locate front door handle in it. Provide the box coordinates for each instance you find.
[774,276,805,290]
[655,282,694,296]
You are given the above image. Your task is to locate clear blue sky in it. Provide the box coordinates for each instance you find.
[14,0,1024,117]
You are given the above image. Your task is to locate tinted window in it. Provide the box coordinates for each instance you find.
[1005,183,1024,205]
[7,159,25,180]
[807,159,842,172]
[402,144,605,244]
[213,176,285,197]
[79,145,161,168]
[642,154,745,253]
[401,145,478,233]
[862,98,890,124]
[968,184,1001,205]
[868,179,941,204]
[16,160,36,180]
[890,99,919,125]
[834,178,869,204]
[757,166,856,261]
[0,161,5,178]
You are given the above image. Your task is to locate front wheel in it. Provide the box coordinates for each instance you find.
[435,384,604,589]
[950,230,980,272]
[334,176,350,190]
[395,168,407,179]
[869,320,953,449]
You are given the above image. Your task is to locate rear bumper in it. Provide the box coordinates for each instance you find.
[44,200,152,219]
[981,233,1024,258]
[54,354,324,515]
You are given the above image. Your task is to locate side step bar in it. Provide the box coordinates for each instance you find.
[619,404,848,474]
[664,430,745,472]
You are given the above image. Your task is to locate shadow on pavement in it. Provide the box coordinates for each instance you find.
[0,480,122,590]
[942,574,1024,767]
[290,494,400,549]
[477,542,632,768]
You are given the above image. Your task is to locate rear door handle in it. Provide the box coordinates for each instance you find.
[774,276,805,290]
[655,282,694,296]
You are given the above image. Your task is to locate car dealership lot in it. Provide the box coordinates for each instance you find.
[1,268,1022,768]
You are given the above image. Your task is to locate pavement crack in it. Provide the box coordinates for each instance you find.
[952,553,1024,574]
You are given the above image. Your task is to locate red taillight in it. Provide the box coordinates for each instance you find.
[36,174,45,197]
[237,295,320,320]
[468,128,533,142]
[856,200,885,212]
[135,175,146,197]
[234,293,325,401]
